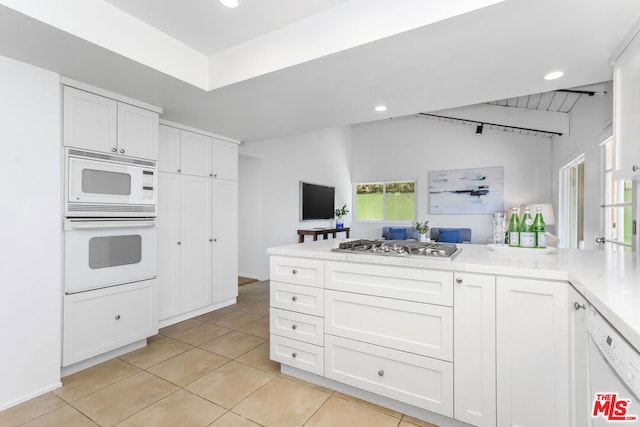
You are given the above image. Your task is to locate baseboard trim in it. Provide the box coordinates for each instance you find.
[0,382,63,412]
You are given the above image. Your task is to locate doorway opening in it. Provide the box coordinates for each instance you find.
[559,154,585,249]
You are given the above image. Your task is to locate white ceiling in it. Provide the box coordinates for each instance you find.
[104,0,350,55]
[0,0,638,142]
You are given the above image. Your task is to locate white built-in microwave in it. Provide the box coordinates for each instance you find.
[65,148,157,217]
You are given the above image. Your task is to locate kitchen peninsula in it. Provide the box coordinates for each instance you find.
[268,239,640,427]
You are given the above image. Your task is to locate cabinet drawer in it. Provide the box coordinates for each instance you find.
[325,290,453,361]
[270,334,324,376]
[63,281,157,366]
[325,334,453,416]
[270,281,324,316]
[270,308,324,346]
[270,256,324,288]
[325,261,453,306]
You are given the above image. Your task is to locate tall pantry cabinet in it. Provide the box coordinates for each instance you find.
[157,123,238,326]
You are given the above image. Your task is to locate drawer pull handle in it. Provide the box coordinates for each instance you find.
[292,269,298,275]
[456,277,463,284]
[291,296,298,302]
[378,370,384,377]
[115,315,121,320]
[574,301,586,311]
[292,324,298,330]
[292,352,298,358]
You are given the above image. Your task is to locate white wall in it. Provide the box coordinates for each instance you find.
[350,116,553,243]
[238,155,263,280]
[239,127,352,279]
[0,56,62,409]
[551,83,613,249]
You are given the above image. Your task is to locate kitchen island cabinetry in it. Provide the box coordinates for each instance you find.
[63,85,159,160]
[269,256,325,375]
[63,280,157,367]
[453,272,496,427]
[324,261,454,417]
[496,277,570,427]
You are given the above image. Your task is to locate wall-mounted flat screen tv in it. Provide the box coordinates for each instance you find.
[300,181,335,221]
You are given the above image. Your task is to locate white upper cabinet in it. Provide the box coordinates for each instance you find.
[158,125,181,174]
[158,124,212,177]
[63,85,159,160]
[212,138,238,180]
[63,86,117,154]
[181,131,213,177]
[117,102,159,160]
[614,27,640,180]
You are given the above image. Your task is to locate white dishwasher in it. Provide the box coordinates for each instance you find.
[588,306,640,426]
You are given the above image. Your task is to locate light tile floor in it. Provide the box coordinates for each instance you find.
[0,281,439,427]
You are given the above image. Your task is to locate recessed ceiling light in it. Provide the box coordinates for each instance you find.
[374,105,387,112]
[219,0,240,8]
[544,71,564,81]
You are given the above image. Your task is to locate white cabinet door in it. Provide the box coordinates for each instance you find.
[117,102,159,160]
[157,172,181,320]
[180,175,212,312]
[614,30,640,180]
[325,334,453,416]
[270,256,325,288]
[63,86,117,153]
[63,280,156,366]
[453,273,496,427]
[212,179,238,303]
[158,125,181,173]
[325,290,453,361]
[181,130,212,177]
[212,138,238,180]
[568,285,589,427]
[496,277,569,427]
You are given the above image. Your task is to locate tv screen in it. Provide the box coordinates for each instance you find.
[300,182,335,221]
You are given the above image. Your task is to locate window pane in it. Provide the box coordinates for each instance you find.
[356,184,383,220]
[385,182,415,221]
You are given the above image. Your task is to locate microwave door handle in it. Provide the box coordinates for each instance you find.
[66,221,156,230]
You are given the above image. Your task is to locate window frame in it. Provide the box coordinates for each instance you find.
[353,180,417,222]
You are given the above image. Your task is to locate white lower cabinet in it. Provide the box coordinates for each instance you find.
[270,335,324,376]
[496,277,570,427]
[325,289,453,361]
[453,272,496,427]
[568,285,589,427]
[270,256,575,427]
[325,334,454,415]
[63,280,157,367]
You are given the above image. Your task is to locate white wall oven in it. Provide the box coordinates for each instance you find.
[65,148,156,217]
[64,218,157,294]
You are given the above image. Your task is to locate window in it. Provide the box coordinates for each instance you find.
[559,154,584,249]
[601,137,632,252]
[355,181,415,221]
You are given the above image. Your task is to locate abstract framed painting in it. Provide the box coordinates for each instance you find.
[429,166,504,214]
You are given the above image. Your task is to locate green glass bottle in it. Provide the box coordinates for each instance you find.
[508,207,520,247]
[519,207,535,248]
[533,206,547,248]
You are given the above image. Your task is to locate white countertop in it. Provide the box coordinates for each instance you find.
[268,239,640,352]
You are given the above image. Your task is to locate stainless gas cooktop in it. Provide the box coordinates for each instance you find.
[332,239,461,259]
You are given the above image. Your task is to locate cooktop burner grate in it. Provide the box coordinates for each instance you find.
[332,239,460,258]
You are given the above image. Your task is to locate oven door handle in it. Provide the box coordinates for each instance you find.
[65,220,156,230]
